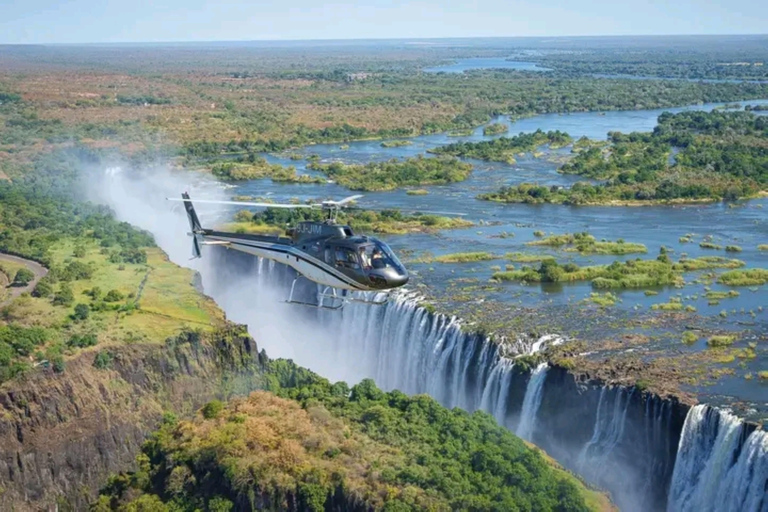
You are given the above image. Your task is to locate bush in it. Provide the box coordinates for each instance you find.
[73,303,89,321]
[67,333,98,348]
[32,277,53,298]
[201,400,224,419]
[725,245,742,253]
[12,268,35,286]
[93,350,114,369]
[104,289,125,302]
[52,356,65,373]
[52,283,74,306]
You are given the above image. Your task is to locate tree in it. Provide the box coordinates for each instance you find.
[53,283,74,306]
[73,303,89,321]
[12,268,35,287]
[32,277,53,298]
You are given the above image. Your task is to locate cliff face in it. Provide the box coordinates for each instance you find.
[532,365,690,512]
[0,328,267,511]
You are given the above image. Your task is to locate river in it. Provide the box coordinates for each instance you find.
[218,98,768,415]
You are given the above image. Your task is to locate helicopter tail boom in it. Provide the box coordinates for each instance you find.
[181,192,204,258]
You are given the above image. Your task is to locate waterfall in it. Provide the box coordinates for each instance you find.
[516,363,549,441]
[577,387,633,483]
[95,164,767,512]
[668,405,768,512]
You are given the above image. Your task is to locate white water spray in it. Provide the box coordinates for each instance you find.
[668,405,768,512]
[516,363,549,441]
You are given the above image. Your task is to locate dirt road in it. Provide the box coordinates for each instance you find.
[0,253,48,307]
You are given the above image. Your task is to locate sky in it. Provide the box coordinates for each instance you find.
[1,0,765,44]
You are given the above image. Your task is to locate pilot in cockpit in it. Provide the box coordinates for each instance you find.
[371,247,386,269]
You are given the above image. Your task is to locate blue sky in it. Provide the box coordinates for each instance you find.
[1,0,765,44]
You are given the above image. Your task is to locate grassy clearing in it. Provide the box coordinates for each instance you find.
[527,232,647,255]
[1,238,223,383]
[718,268,768,286]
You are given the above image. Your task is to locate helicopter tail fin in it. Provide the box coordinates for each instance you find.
[181,192,203,259]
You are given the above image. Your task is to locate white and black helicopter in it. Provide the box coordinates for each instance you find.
[169,192,463,310]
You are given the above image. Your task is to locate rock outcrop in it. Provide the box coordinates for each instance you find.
[0,327,267,511]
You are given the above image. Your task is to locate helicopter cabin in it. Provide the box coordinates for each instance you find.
[289,221,354,244]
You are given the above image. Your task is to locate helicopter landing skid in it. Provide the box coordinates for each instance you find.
[285,278,344,310]
[284,277,389,310]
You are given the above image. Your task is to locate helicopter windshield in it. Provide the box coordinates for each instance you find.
[359,240,406,275]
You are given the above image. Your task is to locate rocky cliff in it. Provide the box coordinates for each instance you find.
[0,327,267,511]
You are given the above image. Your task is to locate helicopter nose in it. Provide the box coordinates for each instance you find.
[389,272,409,288]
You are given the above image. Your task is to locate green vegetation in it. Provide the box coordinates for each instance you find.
[758,244,768,251]
[682,331,699,345]
[527,232,647,255]
[209,156,324,183]
[718,268,768,286]
[236,205,473,235]
[707,335,738,348]
[432,252,497,263]
[482,122,509,136]
[97,374,602,512]
[725,245,742,253]
[432,129,572,163]
[480,111,768,205]
[582,292,619,307]
[12,268,34,286]
[704,290,740,299]
[406,188,429,195]
[307,155,473,191]
[491,255,743,289]
[380,139,413,148]
[699,242,722,250]
[759,371,768,380]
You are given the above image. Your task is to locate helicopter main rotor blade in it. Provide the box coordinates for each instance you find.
[331,194,364,206]
[166,198,317,209]
[346,205,467,217]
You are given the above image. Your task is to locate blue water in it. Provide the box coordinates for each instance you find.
[424,58,551,73]
[192,99,768,411]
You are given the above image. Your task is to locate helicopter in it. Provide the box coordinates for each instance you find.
[168,192,463,310]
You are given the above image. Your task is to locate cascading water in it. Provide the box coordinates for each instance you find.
[668,405,768,512]
[90,167,768,512]
[516,363,549,441]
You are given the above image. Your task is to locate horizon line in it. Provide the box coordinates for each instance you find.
[2,32,767,47]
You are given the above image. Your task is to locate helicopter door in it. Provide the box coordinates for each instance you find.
[334,247,360,270]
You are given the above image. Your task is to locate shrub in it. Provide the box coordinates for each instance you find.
[32,277,53,298]
[12,268,35,286]
[93,350,114,370]
[52,283,74,306]
[73,303,90,321]
[682,331,698,344]
[707,335,737,348]
[67,333,98,348]
[201,400,224,419]
[725,245,742,252]
[104,289,125,302]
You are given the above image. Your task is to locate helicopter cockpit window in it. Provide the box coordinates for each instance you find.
[359,241,405,274]
[335,248,359,269]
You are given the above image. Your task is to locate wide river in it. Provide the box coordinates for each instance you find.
[211,99,768,412]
